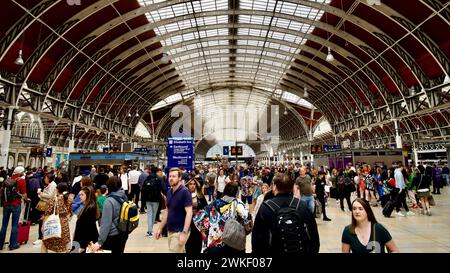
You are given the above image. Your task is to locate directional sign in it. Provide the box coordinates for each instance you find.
[223,146,229,156]
[167,137,194,173]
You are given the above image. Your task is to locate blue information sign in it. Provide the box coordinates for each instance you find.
[167,137,194,173]
[46,147,52,157]
[223,146,229,156]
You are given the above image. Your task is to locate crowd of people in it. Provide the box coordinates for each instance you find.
[0,161,448,253]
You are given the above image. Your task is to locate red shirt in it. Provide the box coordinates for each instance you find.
[3,174,26,206]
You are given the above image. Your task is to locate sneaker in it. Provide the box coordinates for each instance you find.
[140,211,146,214]
[33,239,42,245]
[406,211,415,216]
[8,245,20,251]
[396,212,405,217]
[323,217,332,221]
[146,232,153,238]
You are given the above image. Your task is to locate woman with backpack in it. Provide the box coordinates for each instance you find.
[194,182,252,254]
[341,198,399,253]
[185,177,208,254]
[73,186,100,252]
[91,176,129,253]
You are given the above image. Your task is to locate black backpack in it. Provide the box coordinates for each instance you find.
[142,176,161,201]
[265,197,312,253]
[1,177,22,203]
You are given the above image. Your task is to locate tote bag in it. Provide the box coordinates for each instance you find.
[43,197,61,240]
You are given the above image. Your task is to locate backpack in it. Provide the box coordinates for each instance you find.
[1,177,22,203]
[142,176,161,201]
[108,195,139,234]
[265,197,312,253]
[337,176,346,190]
[344,177,353,186]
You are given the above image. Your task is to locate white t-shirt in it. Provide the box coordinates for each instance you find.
[217,175,229,193]
[119,173,129,191]
[128,170,141,185]
[72,175,82,186]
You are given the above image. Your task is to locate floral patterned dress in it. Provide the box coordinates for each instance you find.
[43,196,72,252]
[193,196,252,249]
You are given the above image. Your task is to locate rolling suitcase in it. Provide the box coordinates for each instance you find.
[380,195,390,208]
[18,202,31,245]
[382,200,394,218]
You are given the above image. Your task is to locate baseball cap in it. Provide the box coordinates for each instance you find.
[13,166,25,174]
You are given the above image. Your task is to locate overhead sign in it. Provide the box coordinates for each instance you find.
[167,137,194,173]
[310,145,322,154]
[230,146,243,156]
[223,146,229,156]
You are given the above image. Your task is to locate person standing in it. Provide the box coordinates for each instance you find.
[41,183,72,253]
[442,165,449,186]
[0,166,29,251]
[315,171,331,221]
[155,168,193,253]
[295,166,314,213]
[205,168,217,202]
[194,182,253,254]
[91,177,129,253]
[33,173,57,246]
[252,174,319,254]
[394,162,415,217]
[73,186,100,252]
[142,166,166,238]
[128,166,142,207]
[414,165,432,216]
[118,166,131,197]
[138,167,150,214]
[185,178,207,254]
[341,198,399,253]
[214,169,230,199]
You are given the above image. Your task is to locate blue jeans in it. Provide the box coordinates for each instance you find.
[442,174,449,186]
[146,201,159,234]
[301,195,315,214]
[207,186,215,201]
[0,205,21,249]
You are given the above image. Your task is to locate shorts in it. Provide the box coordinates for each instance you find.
[417,190,430,199]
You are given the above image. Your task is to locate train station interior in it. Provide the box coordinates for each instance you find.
[0,0,449,253]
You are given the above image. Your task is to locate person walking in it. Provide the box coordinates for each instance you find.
[341,198,399,253]
[315,171,331,221]
[91,177,129,253]
[414,165,432,216]
[41,183,72,253]
[295,166,315,213]
[73,186,100,252]
[155,168,193,253]
[185,177,207,254]
[194,182,253,254]
[142,166,167,238]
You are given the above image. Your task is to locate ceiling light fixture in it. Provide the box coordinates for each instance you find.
[14,50,24,65]
[135,111,139,117]
[160,53,170,64]
[128,112,132,117]
[303,87,309,98]
[367,0,381,6]
[326,47,335,62]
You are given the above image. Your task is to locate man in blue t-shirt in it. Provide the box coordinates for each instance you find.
[155,168,192,253]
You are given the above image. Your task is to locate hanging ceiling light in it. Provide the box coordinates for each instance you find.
[326,47,334,62]
[14,50,24,65]
[303,87,309,98]
[127,112,132,117]
[160,53,170,64]
[135,111,139,117]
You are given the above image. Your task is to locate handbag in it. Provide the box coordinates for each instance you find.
[36,199,49,212]
[222,200,246,251]
[43,198,61,240]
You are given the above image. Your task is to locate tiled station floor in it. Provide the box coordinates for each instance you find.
[1,186,449,253]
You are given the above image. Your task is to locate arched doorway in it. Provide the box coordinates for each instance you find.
[17,154,26,167]
[29,157,36,168]
[7,155,15,169]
